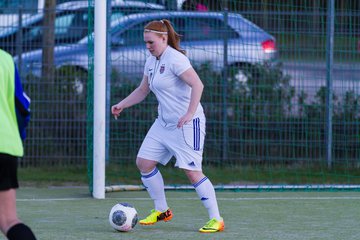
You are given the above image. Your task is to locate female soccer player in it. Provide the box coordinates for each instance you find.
[111,19,224,233]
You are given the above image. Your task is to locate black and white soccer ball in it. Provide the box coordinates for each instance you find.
[109,203,138,232]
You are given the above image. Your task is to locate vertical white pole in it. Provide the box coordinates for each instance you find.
[93,0,106,199]
[38,0,45,12]
[37,0,45,15]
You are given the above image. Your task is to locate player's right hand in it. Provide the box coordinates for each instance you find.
[111,103,124,120]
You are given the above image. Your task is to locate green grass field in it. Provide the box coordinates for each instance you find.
[6,187,360,240]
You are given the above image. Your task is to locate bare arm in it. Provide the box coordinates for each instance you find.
[111,75,150,119]
[177,67,204,128]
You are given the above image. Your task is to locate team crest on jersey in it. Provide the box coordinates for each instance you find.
[160,64,165,74]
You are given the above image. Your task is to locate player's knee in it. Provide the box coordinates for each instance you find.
[136,157,157,173]
[184,169,205,184]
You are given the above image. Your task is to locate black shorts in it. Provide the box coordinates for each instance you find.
[0,153,19,190]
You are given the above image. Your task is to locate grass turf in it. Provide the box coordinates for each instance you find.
[9,187,360,240]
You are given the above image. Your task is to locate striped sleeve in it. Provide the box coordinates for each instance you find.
[14,65,31,140]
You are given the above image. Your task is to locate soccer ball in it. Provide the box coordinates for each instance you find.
[109,203,138,232]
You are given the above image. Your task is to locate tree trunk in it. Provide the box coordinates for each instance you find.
[262,0,268,30]
[41,0,57,144]
[42,0,56,83]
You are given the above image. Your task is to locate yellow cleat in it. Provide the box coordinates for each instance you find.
[139,209,173,225]
[199,217,225,233]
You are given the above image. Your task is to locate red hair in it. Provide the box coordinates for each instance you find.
[144,19,186,55]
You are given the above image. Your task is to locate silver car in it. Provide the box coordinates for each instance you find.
[18,11,277,88]
[1,0,164,55]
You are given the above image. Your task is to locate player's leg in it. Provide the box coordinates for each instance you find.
[0,189,19,235]
[137,157,169,212]
[0,190,36,240]
[167,117,224,232]
[184,169,224,233]
[0,154,36,239]
[185,169,222,220]
[172,117,224,232]
[137,157,173,225]
[136,120,173,225]
[0,154,21,235]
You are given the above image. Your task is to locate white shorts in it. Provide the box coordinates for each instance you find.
[137,117,206,171]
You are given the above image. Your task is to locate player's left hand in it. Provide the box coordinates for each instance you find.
[177,112,194,128]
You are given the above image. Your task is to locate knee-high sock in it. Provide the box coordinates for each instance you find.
[194,176,221,220]
[7,223,37,240]
[141,167,168,212]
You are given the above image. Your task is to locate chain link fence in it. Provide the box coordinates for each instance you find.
[1,0,359,185]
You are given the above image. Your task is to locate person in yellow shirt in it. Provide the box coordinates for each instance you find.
[0,48,36,240]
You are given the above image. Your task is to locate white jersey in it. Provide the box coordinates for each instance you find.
[144,46,205,128]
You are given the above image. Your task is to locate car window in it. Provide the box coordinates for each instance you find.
[117,16,183,46]
[55,14,76,35]
[110,12,125,23]
[55,11,88,42]
[112,7,159,16]
[110,15,240,46]
[180,17,239,41]
[22,24,42,43]
[120,22,146,46]
[166,17,185,36]
[19,7,156,45]
[0,0,38,14]
[21,10,88,45]
[21,27,41,44]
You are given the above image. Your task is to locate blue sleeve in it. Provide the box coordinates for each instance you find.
[14,65,31,140]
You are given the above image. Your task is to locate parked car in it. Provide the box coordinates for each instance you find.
[132,0,218,11]
[0,0,164,55]
[0,0,73,26]
[130,0,190,10]
[17,11,277,93]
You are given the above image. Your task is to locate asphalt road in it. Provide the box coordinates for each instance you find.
[282,61,360,98]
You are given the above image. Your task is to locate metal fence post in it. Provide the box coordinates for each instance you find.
[222,9,229,161]
[16,6,23,73]
[106,0,111,164]
[326,0,335,169]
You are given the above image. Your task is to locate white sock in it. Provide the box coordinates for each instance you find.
[141,167,168,212]
[193,176,221,220]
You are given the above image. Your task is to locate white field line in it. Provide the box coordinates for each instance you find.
[17,196,360,202]
[105,184,360,192]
